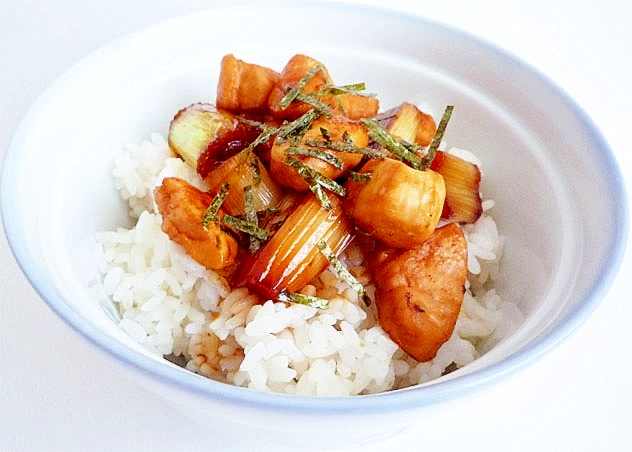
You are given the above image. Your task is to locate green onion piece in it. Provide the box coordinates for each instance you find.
[201,182,229,228]
[347,171,372,184]
[279,65,324,110]
[319,127,331,142]
[286,147,344,169]
[278,291,329,309]
[360,118,424,169]
[422,105,454,167]
[317,240,371,307]
[222,214,269,241]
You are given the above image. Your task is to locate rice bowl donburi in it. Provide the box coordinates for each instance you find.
[94,53,524,396]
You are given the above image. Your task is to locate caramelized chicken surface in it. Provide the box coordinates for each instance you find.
[369,223,468,362]
[344,158,446,248]
[154,177,240,271]
[270,116,369,192]
[216,54,281,112]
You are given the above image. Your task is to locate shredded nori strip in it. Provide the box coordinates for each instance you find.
[240,125,278,156]
[317,240,371,307]
[256,206,281,219]
[243,186,263,252]
[441,361,459,376]
[278,66,373,118]
[248,154,262,186]
[243,186,257,224]
[278,291,329,309]
[278,109,320,139]
[222,214,269,241]
[285,156,346,208]
[201,182,229,227]
[236,116,274,132]
[164,354,188,368]
[347,171,372,184]
[292,163,332,209]
[238,109,320,159]
[315,82,375,97]
[320,127,331,142]
[360,105,455,170]
[295,93,334,117]
[303,138,387,159]
[279,65,325,109]
[421,105,454,168]
[286,146,344,169]
[360,118,424,169]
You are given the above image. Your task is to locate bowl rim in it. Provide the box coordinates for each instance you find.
[1,0,629,415]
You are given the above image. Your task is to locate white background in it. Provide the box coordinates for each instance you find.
[1,0,630,450]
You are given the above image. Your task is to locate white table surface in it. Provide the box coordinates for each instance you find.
[1,0,630,450]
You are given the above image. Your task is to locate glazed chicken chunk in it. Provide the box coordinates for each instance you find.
[369,223,468,362]
[154,177,240,271]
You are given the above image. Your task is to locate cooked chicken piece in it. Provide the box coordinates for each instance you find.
[154,177,239,271]
[369,223,468,362]
[269,116,369,192]
[343,158,446,248]
[216,54,281,112]
[267,54,333,119]
[327,92,380,120]
[267,54,379,120]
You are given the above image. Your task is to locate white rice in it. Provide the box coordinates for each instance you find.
[94,133,523,395]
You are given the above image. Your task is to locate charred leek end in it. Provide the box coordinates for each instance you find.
[239,192,353,302]
[167,103,235,170]
[204,148,285,217]
[430,151,483,223]
[382,102,437,147]
[195,121,264,179]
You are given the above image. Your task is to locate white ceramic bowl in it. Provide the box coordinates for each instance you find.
[1,3,628,449]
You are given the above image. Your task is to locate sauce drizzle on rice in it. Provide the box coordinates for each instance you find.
[94,55,524,395]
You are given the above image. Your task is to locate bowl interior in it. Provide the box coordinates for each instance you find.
[1,3,626,418]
